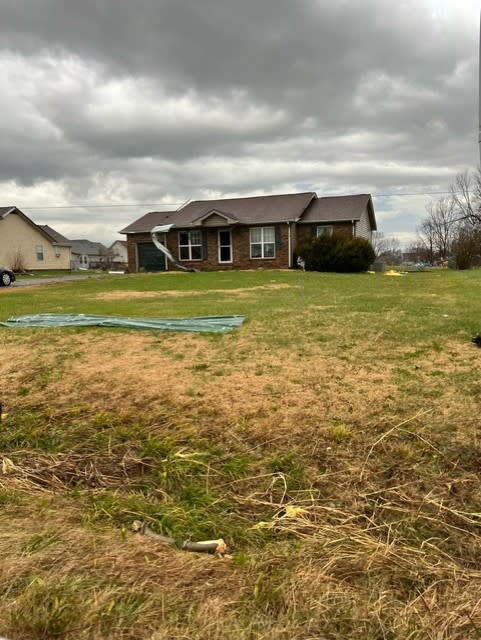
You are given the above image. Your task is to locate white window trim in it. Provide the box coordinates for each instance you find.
[178,230,203,261]
[249,226,276,259]
[36,245,44,261]
[218,229,232,263]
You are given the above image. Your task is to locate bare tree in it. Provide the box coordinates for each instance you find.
[452,224,481,269]
[406,242,432,263]
[450,169,481,227]
[418,196,458,261]
[419,168,481,268]
[371,232,402,263]
[371,231,387,257]
[8,248,27,272]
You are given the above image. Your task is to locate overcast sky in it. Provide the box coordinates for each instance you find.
[0,0,479,246]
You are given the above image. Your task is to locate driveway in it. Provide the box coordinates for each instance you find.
[11,274,109,287]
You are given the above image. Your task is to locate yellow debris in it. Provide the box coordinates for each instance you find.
[282,505,309,518]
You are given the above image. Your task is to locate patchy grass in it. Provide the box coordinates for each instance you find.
[2,269,481,638]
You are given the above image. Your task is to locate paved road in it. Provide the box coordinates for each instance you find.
[11,274,109,287]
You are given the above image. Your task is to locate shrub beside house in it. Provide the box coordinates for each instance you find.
[298,233,376,272]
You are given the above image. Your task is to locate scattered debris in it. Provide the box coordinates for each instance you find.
[296,256,306,271]
[131,520,228,555]
[1,313,245,333]
[472,333,481,347]
[250,504,310,531]
[151,225,200,272]
[1,457,15,475]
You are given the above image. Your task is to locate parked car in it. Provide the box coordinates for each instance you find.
[0,266,15,286]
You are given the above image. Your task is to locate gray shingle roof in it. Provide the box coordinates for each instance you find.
[120,211,178,234]
[300,194,375,224]
[39,225,72,245]
[70,240,107,255]
[120,192,316,233]
[179,192,316,225]
[120,192,376,234]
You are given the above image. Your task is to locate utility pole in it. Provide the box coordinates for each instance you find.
[479,12,481,163]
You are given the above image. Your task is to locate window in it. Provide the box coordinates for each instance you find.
[179,230,203,260]
[55,247,61,258]
[218,230,232,263]
[36,245,44,261]
[250,227,275,259]
[316,225,333,237]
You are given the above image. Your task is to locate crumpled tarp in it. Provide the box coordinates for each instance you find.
[1,313,245,333]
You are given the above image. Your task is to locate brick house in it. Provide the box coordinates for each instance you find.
[120,192,377,272]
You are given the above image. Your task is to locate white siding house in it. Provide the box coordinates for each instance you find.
[0,207,71,270]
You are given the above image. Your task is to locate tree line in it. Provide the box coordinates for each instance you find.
[372,169,481,268]
[415,169,481,269]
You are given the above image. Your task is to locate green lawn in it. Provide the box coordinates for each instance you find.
[1,269,481,639]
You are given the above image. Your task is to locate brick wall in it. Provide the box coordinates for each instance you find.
[126,225,292,272]
[296,222,353,249]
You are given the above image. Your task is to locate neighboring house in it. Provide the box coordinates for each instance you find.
[120,192,377,272]
[109,240,128,270]
[0,206,71,271]
[70,239,109,270]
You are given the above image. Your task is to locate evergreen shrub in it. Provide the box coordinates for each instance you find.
[298,233,376,273]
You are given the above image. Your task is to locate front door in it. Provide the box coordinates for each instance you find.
[137,242,166,272]
[218,230,232,264]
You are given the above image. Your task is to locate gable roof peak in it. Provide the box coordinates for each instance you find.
[0,206,17,218]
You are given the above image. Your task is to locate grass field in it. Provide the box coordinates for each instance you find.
[1,268,481,639]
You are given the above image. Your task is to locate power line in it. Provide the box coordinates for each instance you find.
[373,190,455,197]
[17,190,470,210]
[21,203,184,210]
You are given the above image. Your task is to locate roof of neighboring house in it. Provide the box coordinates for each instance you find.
[70,239,108,255]
[0,206,16,218]
[300,194,377,230]
[0,206,75,244]
[39,225,72,246]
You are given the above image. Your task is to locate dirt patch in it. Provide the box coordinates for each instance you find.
[94,283,295,301]
[94,291,165,300]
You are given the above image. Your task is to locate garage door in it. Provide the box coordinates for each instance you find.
[137,242,166,272]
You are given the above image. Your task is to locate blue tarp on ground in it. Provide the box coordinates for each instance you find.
[1,313,245,333]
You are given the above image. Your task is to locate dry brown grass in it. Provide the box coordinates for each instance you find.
[94,283,294,301]
[2,277,481,638]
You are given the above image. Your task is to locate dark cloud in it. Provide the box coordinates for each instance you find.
[0,0,479,244]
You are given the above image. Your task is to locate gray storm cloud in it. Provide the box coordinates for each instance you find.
[0,0,478,244]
